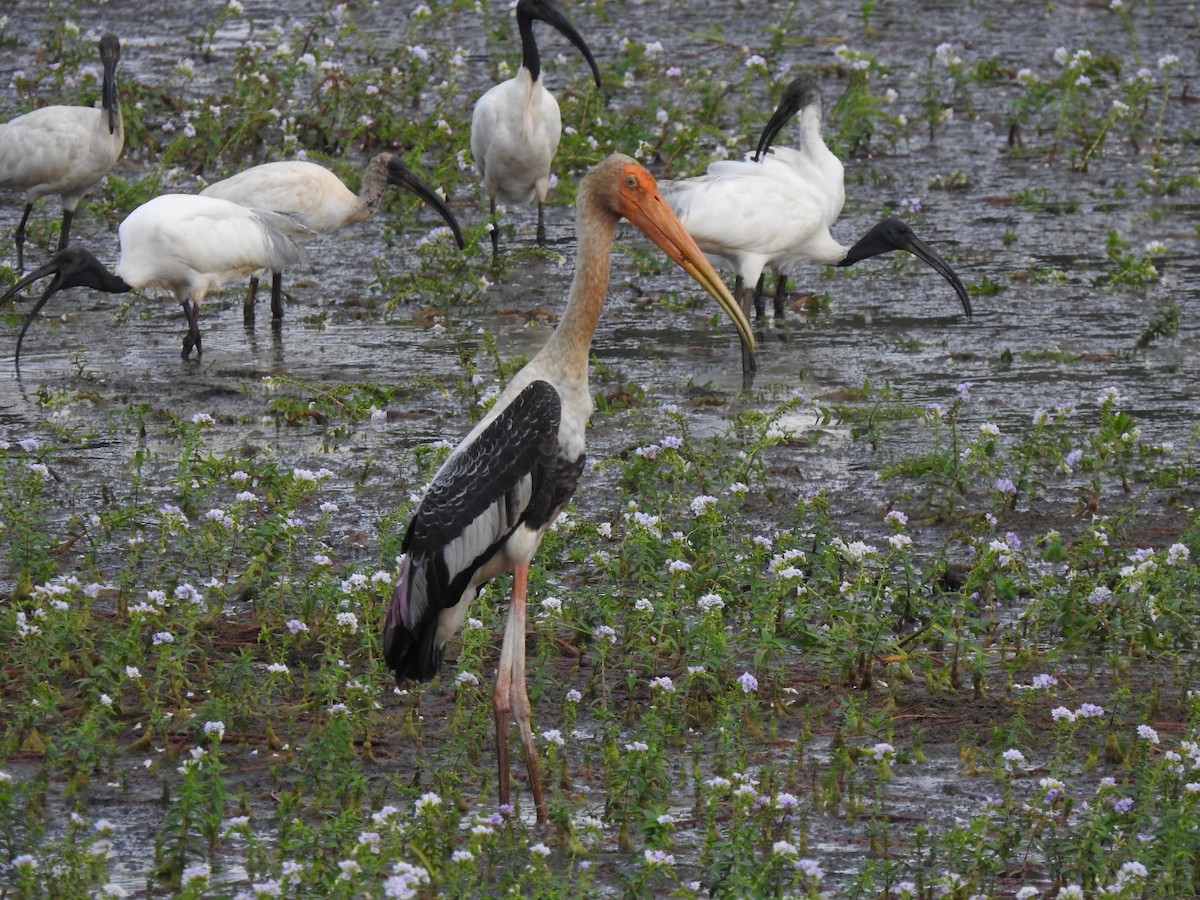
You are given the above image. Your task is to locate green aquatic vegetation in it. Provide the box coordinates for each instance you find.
[1,384,1198,896]
[1095,229,1162,292]
[827,45,905,157]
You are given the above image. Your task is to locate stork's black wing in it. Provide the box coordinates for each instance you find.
[383,379,565,681]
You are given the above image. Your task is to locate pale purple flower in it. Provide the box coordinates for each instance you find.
[644,848,675,866]
[796,858,824,880]
[994,477,1017,495]
[737,671,759,693]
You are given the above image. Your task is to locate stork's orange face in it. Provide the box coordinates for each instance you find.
[613,160,755,356]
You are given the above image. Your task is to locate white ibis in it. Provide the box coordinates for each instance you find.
[0,33,124,273]
[659,75,972,375]
[0,194,314,363]
[200,153,463,323]
[470,0,601,258]
[382,153,753,824]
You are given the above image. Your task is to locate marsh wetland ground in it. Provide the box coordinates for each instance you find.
[0,0,1198,897]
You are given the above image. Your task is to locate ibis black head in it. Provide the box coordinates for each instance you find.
[754,74,822,162]
[384,156,465,250]
[837,218,973,317]
[98,33,121,134]
[516,0,602,88]
[1,245,130,365]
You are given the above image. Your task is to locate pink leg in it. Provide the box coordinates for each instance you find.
[492,563,547,824]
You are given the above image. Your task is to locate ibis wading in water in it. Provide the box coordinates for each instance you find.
[200,153,463,322]
[0,194,314,363]
[660,74,972,376]
[382,153,753,824]
[471,0,601,258]
[0,33,124,273]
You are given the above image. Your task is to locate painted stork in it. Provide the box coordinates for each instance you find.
[200,153,463,323]
[382,153,753,823]
[0,33,124,273]
[0,194,313,363]
[659,74,972,376]
[471,0,602,259]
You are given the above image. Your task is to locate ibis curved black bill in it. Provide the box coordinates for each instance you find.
[517,0,602,87]
[1,246,128,365]
[385,157,465,249]
[838,218,973,317]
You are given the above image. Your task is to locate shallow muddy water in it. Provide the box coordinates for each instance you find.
[1,0,1198,895]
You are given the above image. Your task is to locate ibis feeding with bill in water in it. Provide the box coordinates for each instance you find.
[0,193,315,363]
[659,74,972,377]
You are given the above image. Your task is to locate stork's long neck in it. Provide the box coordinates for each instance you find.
[539,202,617,384]
[517,9,541,82]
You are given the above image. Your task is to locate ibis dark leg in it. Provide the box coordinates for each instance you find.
[774,272,789,319]
[270,272,284,319]
[489,198,500,260]
[58,209,74,252]
[493,563,547,824]
[244,276,260,326]
[752,273,767,319]
[536,201,546,247]
[180,299,203,359]
[13,203,33,274]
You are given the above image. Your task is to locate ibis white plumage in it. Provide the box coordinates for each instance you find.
[470,0,601,258]
[200,153,463,322]
[659,75,972,375]
[382,153,753,823]
[0,193,314,362]
[0,33,124,273]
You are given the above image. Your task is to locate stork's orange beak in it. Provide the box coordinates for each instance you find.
[615,162,756,356]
